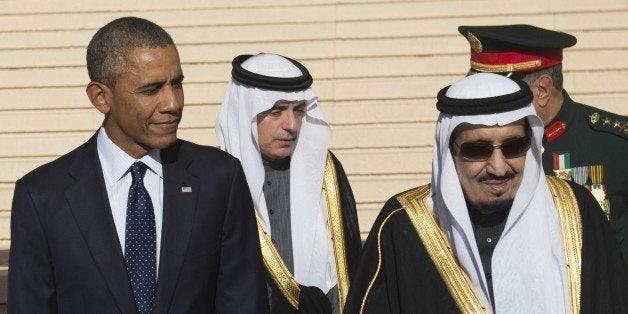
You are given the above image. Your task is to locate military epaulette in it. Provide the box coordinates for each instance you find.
[588,111,628,139]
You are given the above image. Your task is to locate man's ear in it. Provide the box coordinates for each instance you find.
[86,81,111,114]
[534,75,553,109]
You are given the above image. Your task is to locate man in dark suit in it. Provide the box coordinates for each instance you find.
[8,17,269,313]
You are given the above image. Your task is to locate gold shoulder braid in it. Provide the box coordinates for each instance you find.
[256,152,350,310]
[397,185,489,313]
[545,176,582,314]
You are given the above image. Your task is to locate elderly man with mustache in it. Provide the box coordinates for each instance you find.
[345,73,628,314]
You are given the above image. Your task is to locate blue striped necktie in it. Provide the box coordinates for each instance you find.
[125,161,156,314]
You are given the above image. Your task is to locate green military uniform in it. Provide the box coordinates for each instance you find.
[457,24,628,266]
[542,92,628,262]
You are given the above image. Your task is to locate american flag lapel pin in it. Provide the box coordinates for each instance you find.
[181,186,192,193]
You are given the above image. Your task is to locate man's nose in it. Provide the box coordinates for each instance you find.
[159,86,183,113]
[282,111,298,132]
[486,148,508,177]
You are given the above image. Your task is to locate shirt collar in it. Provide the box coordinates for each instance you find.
[97,127,163,188]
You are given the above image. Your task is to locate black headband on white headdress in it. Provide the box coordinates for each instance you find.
[436,77,532,115]
[231,54,313,92]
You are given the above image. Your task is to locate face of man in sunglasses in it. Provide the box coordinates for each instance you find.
[451,119,528,214]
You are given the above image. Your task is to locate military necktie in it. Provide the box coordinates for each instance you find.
[125,161,156,314]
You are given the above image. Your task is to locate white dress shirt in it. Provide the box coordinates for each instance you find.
[96,127,164,273]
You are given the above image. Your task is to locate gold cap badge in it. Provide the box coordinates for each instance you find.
[466,32,483,53]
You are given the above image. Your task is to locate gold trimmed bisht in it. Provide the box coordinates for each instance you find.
[256,152,351,310]
[397,185,489,313]
[546,176,582,314]
[359,176,582,314]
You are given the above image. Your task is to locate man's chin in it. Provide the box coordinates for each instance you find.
[477,197,514,214]
[274,147,296,157]
[145,136,178,150]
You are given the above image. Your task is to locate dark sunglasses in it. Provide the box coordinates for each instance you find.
[452,136,531,161]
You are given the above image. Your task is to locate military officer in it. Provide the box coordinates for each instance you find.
[458,24,628,266]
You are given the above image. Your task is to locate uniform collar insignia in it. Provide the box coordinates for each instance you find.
[545,120,567,143]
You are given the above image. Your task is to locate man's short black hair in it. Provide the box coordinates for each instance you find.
[86,17,174,87]
[521,63,564,91]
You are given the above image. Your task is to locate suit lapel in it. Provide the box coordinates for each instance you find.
[65,135,136,313]
[154,141,200,313]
